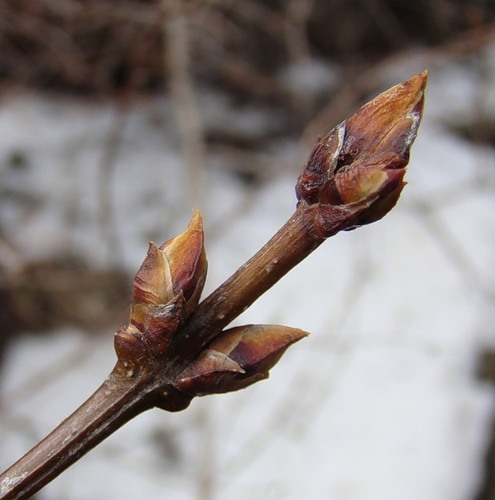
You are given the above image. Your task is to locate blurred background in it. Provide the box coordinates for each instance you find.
[1,1,495,499]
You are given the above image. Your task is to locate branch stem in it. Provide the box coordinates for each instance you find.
[0,71,426,499]
[0,72,427,500]
[0,365,153,500]
[167,203,335,364]
[0,203,345,499]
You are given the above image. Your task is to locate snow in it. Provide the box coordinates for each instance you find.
[1,52,495,500]
[278,58,341,98]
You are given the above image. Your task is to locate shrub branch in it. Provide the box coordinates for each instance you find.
[0,71,427,500]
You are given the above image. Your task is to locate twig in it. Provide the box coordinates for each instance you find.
[164,0,205,206]
[412,197,495,301]
[98,103,127,265]
[0,72,427,500]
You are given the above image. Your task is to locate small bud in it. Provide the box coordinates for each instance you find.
[115,212,207,362]
[114,323,147,363]
[114,295,185,360]
[296,71,427,228]
[133,210,207,314]
[176,324,308,396]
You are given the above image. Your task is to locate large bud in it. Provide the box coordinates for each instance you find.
[296,71,427,230]
[115,211,207,362]
[175,324,308,396]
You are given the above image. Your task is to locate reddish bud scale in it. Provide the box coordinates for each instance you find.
[159,211,207,315]
[133,242,174,306]
[114,212,207,362]
[175,324,308,396]
[296,71,427,230]
[130,297,184,355]
[114,324,147,363]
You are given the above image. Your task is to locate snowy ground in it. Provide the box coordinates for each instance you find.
[1,47,495,500]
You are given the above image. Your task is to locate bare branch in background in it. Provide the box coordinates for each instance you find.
[164,0,205,206]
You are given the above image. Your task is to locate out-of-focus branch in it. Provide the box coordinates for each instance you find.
[163,0,205,205]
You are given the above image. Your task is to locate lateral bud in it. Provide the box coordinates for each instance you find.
[133,210,207,315]
[115,211,207,362]
[176,324,308,396]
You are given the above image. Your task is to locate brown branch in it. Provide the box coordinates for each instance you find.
[0,363,153,500]
[0,71,427,500]
[167,203,352,365]
[0,203,347,500]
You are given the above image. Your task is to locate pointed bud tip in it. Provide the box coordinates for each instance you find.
[189,209,203,231]
[133,210,207,314]
[158,210,207,314]
[407,70,428,94]
[228,325,308,374]
[344,70,427,163]
[159,209,204,252]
